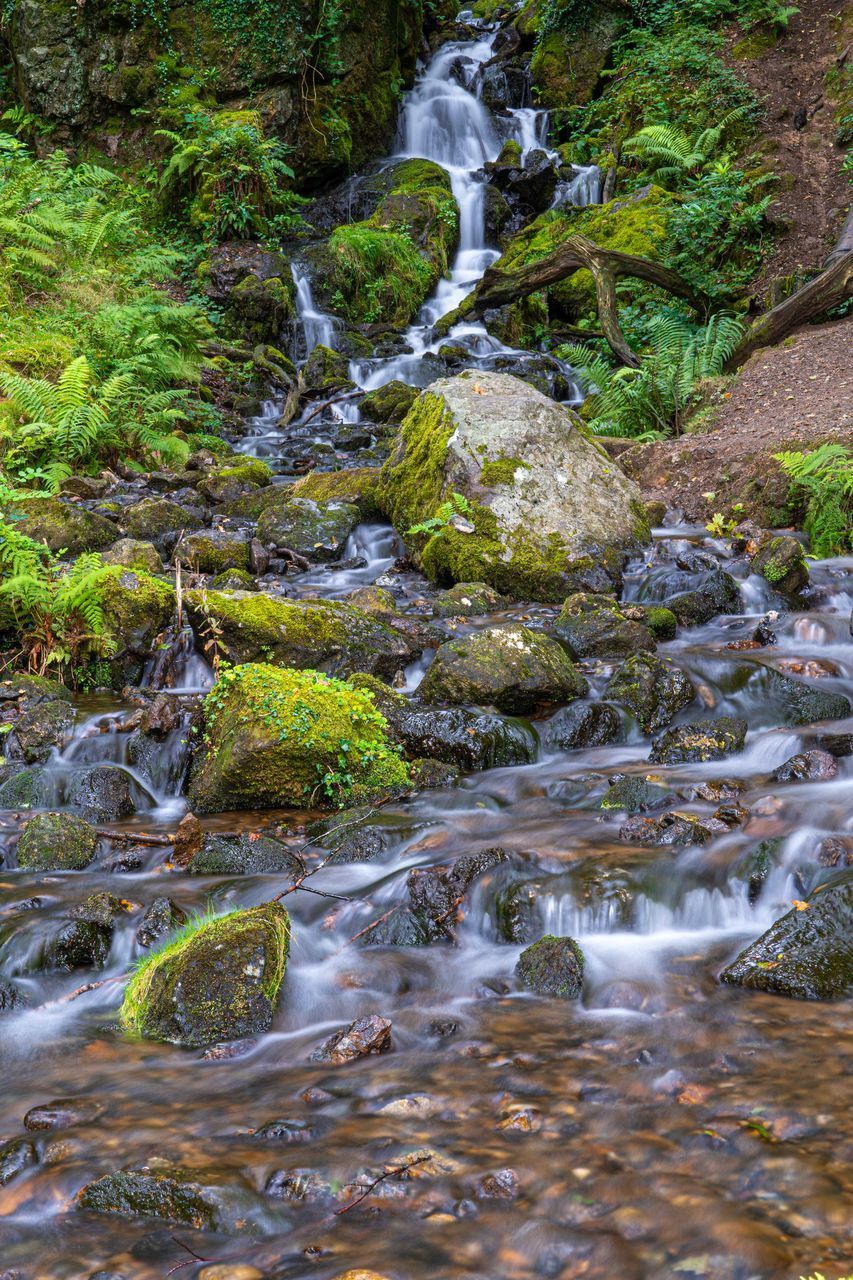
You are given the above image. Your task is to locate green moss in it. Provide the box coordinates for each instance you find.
[290,467,382,515]
[529,5,626,107]
[16,811,98,871]
[210,458,271,486]
[479,456,531,487]
[641,606,677,641]
[99,568,176,657]
[732,30,778,59]
[378,391,457,533]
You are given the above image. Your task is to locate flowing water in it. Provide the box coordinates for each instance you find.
[1,17,851,1280]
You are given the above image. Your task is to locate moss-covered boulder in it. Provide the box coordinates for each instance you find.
[101,537,164,573]
[5,696,74,764]
[758,666,851,725]
[516,934,584,998]
[119,903,290,1045]
[121,498,204,548]
[378,371,649,601]
[528,1,626,106]
[720,874,853,1000]
[554,592,656,660]
[666,570,741,626]
[751,535,809,595]
[289,467,382,516]
[186,834,304,877]
[361,380,419,424]
[606,653,696,733]
[16,812,98,871]
[650,717,748,765]
[431,582,508,618]
[420,623,587,714]
[174,530,251,575]
[256,497,361,561]
[16,498,118,556]
[79,1162,266,1231]
[209,568,257,591]
[98,568,176,686]
[302,345,353,395]
[187,664,409,813]
[184,590,414,681]
[195,458,273,506]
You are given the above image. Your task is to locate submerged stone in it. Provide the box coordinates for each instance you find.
[666,570,740,626]
[649,717,748,764]
[773,750,839,782]
[0,1138,37,1186]
[600,775,674,812]
[516,934,584,999]
[187,834,304,877]
[119,903,290,1046]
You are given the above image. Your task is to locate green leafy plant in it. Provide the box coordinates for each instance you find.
[624,107,751,184]
[775,445,853,557]
[407,493,475,541]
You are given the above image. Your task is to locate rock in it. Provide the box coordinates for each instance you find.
[516,935,584,999]
[360,380,418,424]
[119,903,290,1046]
[187,834,304,877]
[209,568,257,591]
[101,538,163,573]
[121,498,204,548]
[542,701,623,750]
[649,717,748,764]
[431,581,508,617]
[772,750,838,782]
[475,1168,520,1200]
[16,812,99,871]
[751,535,808,595]
[8,697,74,763]
[301,344,352,394]
[553,593,656,660]
[419,623,587,714]
[720,874,853,1000]
[599,776,674,812]
[0,767,49,809]
[310,1014,392,1064]
[665,570,740,625]
[135,897,188,948]
[362,847,511,947]
[606,653,696,733]
[619,811,722,847]
[195,459,272,506]
[0,1139,37,1186]
[24,1097,101,1131]
[66,764,143,822]
[735,837,783,903]
[289,467,382,516]
[184,590,415,682]
[265,1167,335,1205]
[757,666,851,725]
[174,529,251,575]
[16,497,118,555]
[256,497,361,561]
[98,568,176,686]
[817,837,853,868]
[44,892,124,970]
[198,1268,264,1280]
[529,1,626,106]
[0,980,27,1014]
[187,664,409,814]
[378,371,649,602]
[78,1162,263,1232]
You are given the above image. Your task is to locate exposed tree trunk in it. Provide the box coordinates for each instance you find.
[727,253,853,369]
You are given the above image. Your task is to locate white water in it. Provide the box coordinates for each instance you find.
[291,263,338,357]
[552,162,603,209]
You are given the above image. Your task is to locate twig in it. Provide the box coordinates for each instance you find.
[270,810,376,905]
[39,972,129,1009]
[343,906,397,948]
[302,389,362,425]
[93,828,175,845]
[165,1236,210,1276]
[334,1155,430,1216]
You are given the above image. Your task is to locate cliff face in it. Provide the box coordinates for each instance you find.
[2,0,424,185]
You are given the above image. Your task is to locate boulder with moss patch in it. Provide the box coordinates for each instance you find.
[554,593,656,660]
[606,652,696,733]
[79,1161,267,1231]
[99,568,176,686]
[289,467,382,515]
[16,812,98,871]
[516,934,584,998]
[101,538,164,573]
[650,717,747,765]
[187,663,409,813]
[378,371,648,601]
[256,497,361,561]
[751,535,809,595]
[174,530,251,575]
[119,903,290,1045]
[17,498,118,556]
[361,380,419,424]
[121,498,204,549]
[195,459,273,506]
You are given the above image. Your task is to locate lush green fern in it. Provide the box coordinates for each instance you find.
[624,107,751,184]
[775,445,853,557]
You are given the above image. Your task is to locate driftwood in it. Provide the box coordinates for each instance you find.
[452,231,853,370]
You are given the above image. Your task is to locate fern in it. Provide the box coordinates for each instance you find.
[774,445,853,557]
[624,107,751,184]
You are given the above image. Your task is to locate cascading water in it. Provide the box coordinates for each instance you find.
[291,262,338,357]
[552,162,603,208]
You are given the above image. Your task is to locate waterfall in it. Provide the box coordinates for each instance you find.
[291,263,338,358]
[552,163,603,209]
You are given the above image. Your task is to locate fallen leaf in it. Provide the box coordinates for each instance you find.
[792,900,809,911]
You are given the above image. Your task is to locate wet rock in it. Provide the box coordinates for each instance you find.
[310,1013,392,1064]
[0,766,50,808]
[814,730,853,758]
[135,897,188,948]
[66,764,141,822]
[119,903,290,1046]
[174,529,251,575]
[665,570,740,625]
[720,873,853,999]
[78,1162,264,1232]
[0,1138,37,1186]
[606,652,696,733]
[9,697,74,764]
[97,568,177,687]
[600,775,673,812]
[44,892,124,971]
[310,810,389,864]
[475,1168,520,1200]
[360,379,419,424]
[197,1268,265,1280]
[420,623,587,714]
[16,497,118,555]
[254,1117,315,1143]
[817,837,853,868]
[619,811,721,847]
[362,848,512,947]
[681,778,746,802]
[121,497,204,548]
[265,1167,336,1205]
[543,701,623,750]
[187,834,304,878]
[625,603,677,641]
[171,812,204,867]
[16,812,99,872]
[554,592,656,660]
[0,980,27,1014]
[196,459,273,506]
[24,1097,101,1131]
[378,370,649,602]
[759,666,851,725]
[184,590,415,682]
[209,568,257,592]
[773,749,838,782]
[188,665,409,814]
[516,935,584,999]
[101,538,164,573]
[751,535,808,595]
[431,581,508,617]
[735,837,783,903]
[649,717,747,764]
[256,497,361,562]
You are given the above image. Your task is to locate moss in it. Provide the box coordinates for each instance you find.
[99,568,176,666]
[209,568,256,591]
[188,663,409,812]
[641,606,677,642]
[377,391,457,533]
[360,380,419,424]
[516,934,584,999]
[16,811,98,871]
[119,904,290,1045]
[479,456,531,487]
[291,467,382,516]
[731,30,778,59]
[17,498,118,556]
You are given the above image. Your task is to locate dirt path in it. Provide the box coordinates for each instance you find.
[622,315,853,524]
[728,0,852,295]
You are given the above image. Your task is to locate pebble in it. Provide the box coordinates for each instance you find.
[310,1014,392,1064]
[23,1098,101,1131]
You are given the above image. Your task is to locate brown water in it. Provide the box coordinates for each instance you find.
[1,530,851,1280]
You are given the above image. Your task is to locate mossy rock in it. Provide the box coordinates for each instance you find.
[599,775,673,812]
[665,570,741,626]
[420,623,587,715]
[7,697,75,764]
[360,380,419,424]
[184,589,413,681]
[187,663,409,814]
[649,717,747,765]
[209,568,257,591]
[290,467,382,516]
[101,537,163,573]
[554,592,656,660]
[720,873,853,1000]
[196,459,273,506]
[378,371,648,602]
[78,1162,263,1230]
[302,345,352,394]
[99,568,176,685]
[757,666,851,725]
[606,652,696,733]
[122,498,204,547]
[17,498,118,556]
[543,701,623,750]
[174,530,251,575]
[187,834,304,878]
[431,582,508,618]
[16,812,98,871]
[751,535,808,595]
[256,497,361,561]
[634,605,677,641]
[119,903,290,1046]
[516,934,584,998]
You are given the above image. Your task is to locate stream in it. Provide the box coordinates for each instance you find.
[0,13,851,1280]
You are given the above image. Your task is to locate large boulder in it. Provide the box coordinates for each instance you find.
[16,812,98,871]
[183,590,416,682]
[527,2,626,107]
[187,664,409,813]
[419,623,587,714]
[378,371,649,602]
[720,875,853,1000]
[121,498,204,548]
[119,903,290,1045]
[16,498,118,555]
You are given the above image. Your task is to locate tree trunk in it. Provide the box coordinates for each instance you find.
[727,254,853,369]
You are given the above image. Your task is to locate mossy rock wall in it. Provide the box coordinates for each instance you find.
[528,3,627,108]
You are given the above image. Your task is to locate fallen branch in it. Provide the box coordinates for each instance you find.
[334,1155,431,1216]
[302,389,363,425]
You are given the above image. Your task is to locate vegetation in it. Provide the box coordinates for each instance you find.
[775,445,853,557]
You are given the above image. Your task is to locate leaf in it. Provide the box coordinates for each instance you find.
[792,900,809,911]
